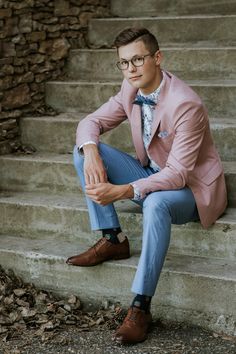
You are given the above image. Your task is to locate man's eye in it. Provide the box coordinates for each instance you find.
[121,60,128,66]
[133,57,143,65]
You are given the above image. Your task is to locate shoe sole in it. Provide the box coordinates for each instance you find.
[66,253,131,267]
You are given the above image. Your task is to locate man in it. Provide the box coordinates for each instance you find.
[66,28,227,344]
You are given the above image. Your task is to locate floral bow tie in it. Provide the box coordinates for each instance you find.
[133,95,156,106]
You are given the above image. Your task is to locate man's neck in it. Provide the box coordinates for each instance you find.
[140,70,163,96]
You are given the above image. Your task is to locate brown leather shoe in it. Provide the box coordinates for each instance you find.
[112,307,152,344]
[66,236,130,266]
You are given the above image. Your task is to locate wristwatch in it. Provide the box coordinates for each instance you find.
[130,183,142,201]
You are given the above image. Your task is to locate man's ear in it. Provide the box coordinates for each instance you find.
[155,50,162,66]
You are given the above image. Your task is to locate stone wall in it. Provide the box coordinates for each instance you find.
[0,0,110,154]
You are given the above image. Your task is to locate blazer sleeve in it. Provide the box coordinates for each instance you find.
[134,102,208,198]
[76,80,128,147]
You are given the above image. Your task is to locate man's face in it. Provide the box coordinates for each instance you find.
[117,40,161,94]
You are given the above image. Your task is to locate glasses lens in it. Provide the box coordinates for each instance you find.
[132,57,144,67]
[117,60,128,70]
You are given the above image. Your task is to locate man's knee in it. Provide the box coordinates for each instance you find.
[142,193,172,238]
[143,192,170,216]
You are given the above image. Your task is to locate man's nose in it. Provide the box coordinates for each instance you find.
[128,61,137,72]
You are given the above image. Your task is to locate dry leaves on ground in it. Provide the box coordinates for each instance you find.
[0,266,124,344]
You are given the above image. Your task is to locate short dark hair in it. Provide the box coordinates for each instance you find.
[113,27,159,53]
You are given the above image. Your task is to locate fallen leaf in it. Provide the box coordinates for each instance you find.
[13,289,26,297]
[21,308,37,318]
[64,304,71,312]
[68,295,77,304]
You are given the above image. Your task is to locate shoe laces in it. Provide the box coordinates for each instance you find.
[126,308,139,323]
[92,237,106,249]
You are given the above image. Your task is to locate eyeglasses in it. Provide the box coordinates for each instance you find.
[116,53,155,71]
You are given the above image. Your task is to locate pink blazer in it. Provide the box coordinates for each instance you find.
[76,71,227,228]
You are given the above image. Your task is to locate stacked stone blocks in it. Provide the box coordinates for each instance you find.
[0,0,110,154]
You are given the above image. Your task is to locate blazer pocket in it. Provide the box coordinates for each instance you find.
[200,163,223,186]
[157,132,174,152]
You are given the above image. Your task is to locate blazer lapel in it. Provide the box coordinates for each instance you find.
[150,71,171,141]
[130,103,149,166]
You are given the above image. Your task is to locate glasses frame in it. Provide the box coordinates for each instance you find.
[116,52,156,71]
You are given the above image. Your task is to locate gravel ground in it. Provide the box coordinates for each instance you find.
[1,320,236,354]
[1,266,235,354]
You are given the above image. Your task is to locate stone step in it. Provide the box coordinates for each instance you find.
[0,153,79,194]
[66,48,236,81]
[111,0,236,17]
[20,114,86,154]
[0,234,235,335]
[0,191,235,261]
[0,154,235,206]
[88,15,236,48]
[19,115,236,161]
[45,80,236,117]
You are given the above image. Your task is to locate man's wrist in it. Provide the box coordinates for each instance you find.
[117,184,134,200]
[83,143,99,156]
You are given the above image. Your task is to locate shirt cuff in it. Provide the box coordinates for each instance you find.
[129,182,142,201]
[78,141,97,153]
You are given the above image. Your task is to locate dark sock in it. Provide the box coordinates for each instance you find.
[131,294,152,313]
[102,227,122,244]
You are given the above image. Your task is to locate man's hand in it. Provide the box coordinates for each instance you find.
[85,183,134,205]
[83,144,107,185]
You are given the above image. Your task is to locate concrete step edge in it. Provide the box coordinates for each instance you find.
[19,113,88,121]
[0,190,235,226]
[0,153,236,172]
[46,79,236,86]
[0,234,236,280]
[0,152,74,164]
[18,115,236,126]
[70,47,236,53]
[90,15,236,20]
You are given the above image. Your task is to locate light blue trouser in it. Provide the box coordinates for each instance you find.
[73,143,199,297]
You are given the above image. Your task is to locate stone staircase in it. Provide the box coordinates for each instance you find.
[0,0,236,336]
